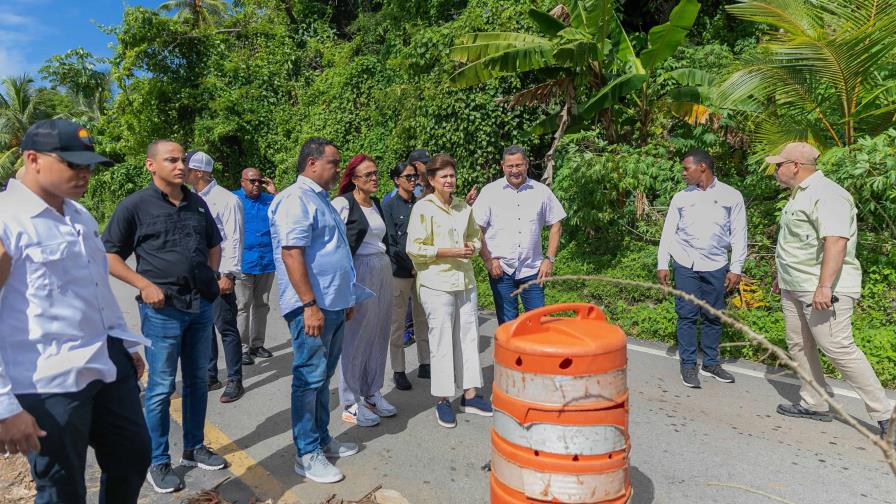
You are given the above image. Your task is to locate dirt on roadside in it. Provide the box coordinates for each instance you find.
[0,455,35,503]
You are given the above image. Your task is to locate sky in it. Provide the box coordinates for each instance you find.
[0,0,163,78]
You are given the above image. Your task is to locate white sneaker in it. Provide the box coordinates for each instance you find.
[365,392,398,417]
[342,403,380,427]
[295,450,344,483]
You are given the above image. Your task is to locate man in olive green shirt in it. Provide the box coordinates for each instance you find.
[769,142,893,438]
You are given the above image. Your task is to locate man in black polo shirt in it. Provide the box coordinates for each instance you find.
[103,139,228,494]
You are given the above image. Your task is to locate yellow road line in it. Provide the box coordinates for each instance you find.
[144,380,302,503]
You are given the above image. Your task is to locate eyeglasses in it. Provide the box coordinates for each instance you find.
[399,174,420,182]
[38,152,93,171]
[354,171,379,181]
[775,161,795,171]
[242,178,263,185]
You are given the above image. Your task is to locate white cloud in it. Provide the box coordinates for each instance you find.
[0,46,28,77]
[0,13,31,26]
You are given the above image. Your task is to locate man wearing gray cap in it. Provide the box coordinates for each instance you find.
[186,151,245,404]
[769,142,894,440]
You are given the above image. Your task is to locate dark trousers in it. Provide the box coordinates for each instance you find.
[489,272,546,325]
[16,337,151,504]
[209,291,243,381]
[672,261,727,367]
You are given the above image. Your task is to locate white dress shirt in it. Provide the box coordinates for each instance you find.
[0,180,149,420]
[473,177,566,279]
[657,178,748,274]
[198,179,243,276]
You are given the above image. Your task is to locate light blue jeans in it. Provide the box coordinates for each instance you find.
[286,307,345,456]
[139,300,213,465]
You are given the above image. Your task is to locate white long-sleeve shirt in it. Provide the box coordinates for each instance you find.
[0,180,149,420]
[657,178,748,274]
[198,180,243,276]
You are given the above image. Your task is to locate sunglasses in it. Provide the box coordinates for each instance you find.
[354,171,379,181]
[242,178,264,185]
[398,174,420,182]
[38,152,93,171]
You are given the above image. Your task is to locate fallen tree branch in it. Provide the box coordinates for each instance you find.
[512,274,896,475]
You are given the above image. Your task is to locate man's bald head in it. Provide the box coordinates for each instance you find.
[240,167,263,198]
[242,167,259,179]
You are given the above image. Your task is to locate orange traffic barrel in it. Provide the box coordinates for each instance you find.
[491,303,631,503]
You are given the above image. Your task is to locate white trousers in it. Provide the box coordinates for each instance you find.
[419,285,482,398]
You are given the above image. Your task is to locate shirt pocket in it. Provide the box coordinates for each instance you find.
[23,241,76,294]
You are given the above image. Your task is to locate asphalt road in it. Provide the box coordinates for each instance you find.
[85,273,896,504]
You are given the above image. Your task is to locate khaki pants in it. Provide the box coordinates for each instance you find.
[419,285,482,398]
[235,271,275,353]
[389,277,430,373]
[781,290,893,421]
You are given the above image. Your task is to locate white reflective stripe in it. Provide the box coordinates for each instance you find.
[495,366,627,406]
[494,410,626,455]
[492,449,627,503]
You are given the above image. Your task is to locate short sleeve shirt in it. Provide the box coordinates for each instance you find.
[472,177,566,278]
[776,171,862,293]
[102,182,223,308]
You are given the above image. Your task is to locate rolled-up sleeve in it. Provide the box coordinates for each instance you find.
[406,206,438,264]
[275,198,313,248]
[465,208,482,254]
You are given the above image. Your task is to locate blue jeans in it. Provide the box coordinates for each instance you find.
[286,307,345,456]
[672,261,727,367]
[139,300,213,465]
[489,272,546,325]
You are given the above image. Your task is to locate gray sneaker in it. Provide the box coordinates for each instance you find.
[700,364,735,383]
[323,438,360,458]
[146,462,184,493]
[295,450,344,483]
[681,365,701,388]
[181,445,227,470]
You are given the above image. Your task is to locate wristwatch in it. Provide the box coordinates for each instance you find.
[545,255,556,262]
[302,298,318,309]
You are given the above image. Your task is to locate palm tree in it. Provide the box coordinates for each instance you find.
[0,75,53,181]
[158,0,229,27]
[716,0,896,159]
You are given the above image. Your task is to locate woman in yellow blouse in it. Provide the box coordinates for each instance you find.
[406,153,493,428]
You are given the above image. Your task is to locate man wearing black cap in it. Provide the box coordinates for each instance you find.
[103,139,227,493]
[0,119,151,502]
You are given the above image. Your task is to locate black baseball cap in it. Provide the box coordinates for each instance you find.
[20,119,113,167]
[407,149,431,165]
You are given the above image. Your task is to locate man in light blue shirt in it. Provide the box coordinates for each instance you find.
[657,149,748,389]
[269,137,368,484]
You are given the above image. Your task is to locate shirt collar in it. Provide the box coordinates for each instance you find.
[147,180,191,203]
[424,193,464,212]
[797,170,823,190]
[7,179,56,217]
[502,177,533,191]
[198,179,218,198]
[298,175,328,196]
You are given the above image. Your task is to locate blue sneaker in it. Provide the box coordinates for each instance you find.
[460,395,493,417]
[435,400,456,428]
[402,329,415,348]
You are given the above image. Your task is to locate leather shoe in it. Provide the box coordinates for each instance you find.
[241,352,255,366]
[251,346,274,359]
[394,372,412,391]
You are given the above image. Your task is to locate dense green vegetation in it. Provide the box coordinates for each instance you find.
[2,0,894,385]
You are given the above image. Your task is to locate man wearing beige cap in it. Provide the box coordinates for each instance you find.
[769,142,894,439]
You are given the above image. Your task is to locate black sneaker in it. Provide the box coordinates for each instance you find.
[417,363,431,380]
[879,420,895,446]
[146,462,184,493]
[700,364,735,383]
[681,366,701,388]
[207,376,223,391]
[181,446,227,470]
[241,352,255,366]
[251,346,274,358]
[220,379,244,403]
[776,403,833,422]
[393,371,412,391]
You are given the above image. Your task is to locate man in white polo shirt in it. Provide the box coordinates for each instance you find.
[768,142,894,440]
[0,119,151,502]
[473,145,566,324]
[185,150,245,403]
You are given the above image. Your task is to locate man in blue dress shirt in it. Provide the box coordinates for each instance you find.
[233,167,278,365]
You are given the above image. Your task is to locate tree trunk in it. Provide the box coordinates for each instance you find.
[542,93,574,187]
